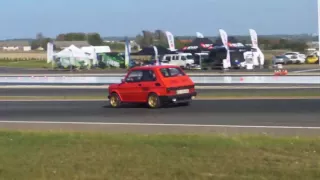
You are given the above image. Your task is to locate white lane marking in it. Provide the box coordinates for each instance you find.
[293,68,320,73]
[0,120,320,129]
[1,97,320,102]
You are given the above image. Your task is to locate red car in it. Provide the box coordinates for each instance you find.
[108,65,197,108]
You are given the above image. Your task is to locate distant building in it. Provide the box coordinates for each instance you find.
[53,41,90,50]
[0,41,31,51]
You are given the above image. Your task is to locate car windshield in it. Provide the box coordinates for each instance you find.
[186,55,193,59]
[160,67,185,77]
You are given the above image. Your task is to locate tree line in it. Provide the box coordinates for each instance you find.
[30,31,309,52]
[135,30,309,52]
[256,38,308,52]
[31,32,125,51]
[135,30,185,49]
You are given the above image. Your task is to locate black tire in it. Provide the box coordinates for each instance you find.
[147,93,162,108]
[109,93,122,108]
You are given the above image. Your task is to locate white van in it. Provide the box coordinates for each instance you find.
[160,53,195,69]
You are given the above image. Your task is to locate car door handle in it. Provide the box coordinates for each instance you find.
[155,83,161,86]
[138,84,141,86]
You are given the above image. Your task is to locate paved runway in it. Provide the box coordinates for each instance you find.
[1,99,320,135]
[1,87,320,97]
[1,99,319,126]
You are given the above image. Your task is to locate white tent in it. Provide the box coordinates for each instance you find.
[81,46,111,53]
[55,45,90,67]
[80,46,99,66]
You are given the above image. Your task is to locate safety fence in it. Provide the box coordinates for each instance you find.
[1,76,319,85]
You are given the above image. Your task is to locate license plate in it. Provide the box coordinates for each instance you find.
[176,89,189,94]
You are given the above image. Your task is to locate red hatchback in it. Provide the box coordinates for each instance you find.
[107,65,197,108]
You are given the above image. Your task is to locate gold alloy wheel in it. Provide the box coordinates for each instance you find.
[110,95,118,107]
[148,95,158,108]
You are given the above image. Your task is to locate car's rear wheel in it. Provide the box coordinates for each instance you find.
[147,93,161,108]
[109,93,122,108]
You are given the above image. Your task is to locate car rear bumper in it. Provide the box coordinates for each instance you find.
[159,92,197,103]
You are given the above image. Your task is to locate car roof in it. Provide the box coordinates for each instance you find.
[130,65,180,70]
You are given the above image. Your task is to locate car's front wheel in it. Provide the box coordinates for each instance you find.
[109,93,122,108]
[147,93,162,108]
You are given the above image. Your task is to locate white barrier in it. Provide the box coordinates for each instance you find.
[0,76,319,84]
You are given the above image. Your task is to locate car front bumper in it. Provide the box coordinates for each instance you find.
[159,92,197,103]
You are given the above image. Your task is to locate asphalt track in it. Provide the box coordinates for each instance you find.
[1,99,320,136]
[1,87,320,97]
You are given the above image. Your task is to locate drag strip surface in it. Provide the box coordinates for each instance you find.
[1,88,320,97]
[1,99,320,127]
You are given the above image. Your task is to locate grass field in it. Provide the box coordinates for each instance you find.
[0,131,319,180]
[0,51,46,59]
[0,59,50,68]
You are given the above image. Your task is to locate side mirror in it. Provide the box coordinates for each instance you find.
[121,79,125,83]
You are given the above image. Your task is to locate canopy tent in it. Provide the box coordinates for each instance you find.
[213,36,245,48]
[81,46,111,54]
[54,45,91,68]
[213,36,264,68]
[181,38,214,53]
[207,45,252,68]
[80,46,98,66]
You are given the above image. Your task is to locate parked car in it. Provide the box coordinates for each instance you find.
[107,65,197,108]
[283,52,306,64]
[271,55,291,65]
[305,52,320,64]
[159,53,195,69]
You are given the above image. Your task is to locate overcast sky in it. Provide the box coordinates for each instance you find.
[0,0,317,39]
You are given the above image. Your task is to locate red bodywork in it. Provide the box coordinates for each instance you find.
[108,65,197,103]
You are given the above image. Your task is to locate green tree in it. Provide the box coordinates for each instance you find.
[31,32,52,50]
[42,38,53,51]
[103,42,125,51]
[55,33,86,41]
[174,37,184,49]
[87,33,103,46]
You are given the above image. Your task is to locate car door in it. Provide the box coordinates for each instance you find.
[117,70,144,102]
[180,55,187,67]
[139,69,160,101]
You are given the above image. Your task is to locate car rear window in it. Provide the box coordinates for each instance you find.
[160,67,185,77]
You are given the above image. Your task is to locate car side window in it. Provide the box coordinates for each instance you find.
[125,70,143,82]
[141,70,156,82]
[181,56,186,60]
[160,67,185,77]
[165,56,171,61]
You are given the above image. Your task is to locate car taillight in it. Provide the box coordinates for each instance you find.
[166,88,176,94]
